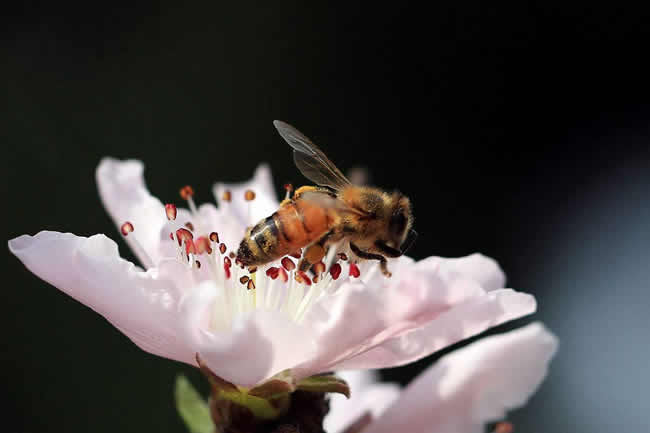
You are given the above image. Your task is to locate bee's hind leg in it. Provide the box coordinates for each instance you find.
[350,242,392,278]
[298,230,334,274]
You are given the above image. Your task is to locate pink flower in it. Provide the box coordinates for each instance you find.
[8,158,537,387]
[326,323,558,433]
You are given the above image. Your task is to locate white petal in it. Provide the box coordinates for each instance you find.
[425,253,506,291]
[8,231,195,364]
[364,323,557,433]
[295,254,533,377]
[212,163,279,229]
[96,158,167,268]
[196,310,317,387]
[325,370,400,433]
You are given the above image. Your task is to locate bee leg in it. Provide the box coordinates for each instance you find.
[374,240,403,258]
[298,230,334,273]
[350,242,392,277]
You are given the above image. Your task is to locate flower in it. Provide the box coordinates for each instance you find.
[326,322,558,433]
[8,158,537,388]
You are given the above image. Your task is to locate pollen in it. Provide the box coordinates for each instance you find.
[247,279,256,290]
[175,228,193,246]
[281,257,296,271]
[329,263,342,280]
[179,185,195,200]
[349,263,361,278]
[219,243,227,254]
[240,276,250,285]
[120,222,134,236]
[222,190,232,202]
[165,204,177,220]
[209,232,219,243]
[244,189,256,201]
[266,267,279,279]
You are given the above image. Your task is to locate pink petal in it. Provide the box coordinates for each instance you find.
[196,309,317,387]
[8,231,194,364]
[212,163,279,229]
[295,255,534,377]
[96,158,167,268]
[325,370,400,433]
[364,323,558,433]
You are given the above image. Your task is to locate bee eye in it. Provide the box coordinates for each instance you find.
[389,210,407,236]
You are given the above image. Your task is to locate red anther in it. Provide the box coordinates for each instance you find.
[244,189,256,201]
[180,185,195,200]
[196,237,212,254]
[248,266,258,274]
[281,257,296,271]
[219,243,227,254]
[329,263,342,280]
[120,222,134,236]
[169,232,174,240]
[338,253,348,261]
[349,263,361,278]
[493,422,514,433]
[165,204,177,220]
[185,222,195,231]
[184,239,197,255]
[175,228,194,246]
[290,250,302,259]
[312,261,326,274]
[209,232,219,243]
[296,271,312,285]
[266,267,279,280]
[222,190,232,202]
[284,183,293,192]
[247,279,256,290]
[194,260,201,269]
[240,276,250,285]
[224,256,232,268]
[224,263,231,279]
[278,267,288,283]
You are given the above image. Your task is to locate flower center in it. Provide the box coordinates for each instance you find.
[121,185,371,333]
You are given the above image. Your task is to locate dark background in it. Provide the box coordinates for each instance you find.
[3,2,649,432]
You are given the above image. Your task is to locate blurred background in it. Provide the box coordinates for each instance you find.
[2,2,649,432]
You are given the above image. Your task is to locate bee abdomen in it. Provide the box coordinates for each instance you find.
[237,214,290,266]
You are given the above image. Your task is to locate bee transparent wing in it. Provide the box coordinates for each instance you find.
[273,120,352,190]
[299,190,369,217]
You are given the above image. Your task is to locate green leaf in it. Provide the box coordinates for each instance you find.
[296,374,351,398]
[175,375,215,433]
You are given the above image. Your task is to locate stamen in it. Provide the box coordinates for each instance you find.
[281,257,296,271]
[247,279,256,290]
[222,190,232,202]
[179,185,195,200]
[329,263,342,280]
[165,204,177,220]
[185,222,195,231]
[229,252,236,259]
[278,267,289,283]
[219,243,227,254]
[338,253,348,261]
[120,222,134,236]
[266,267,279,280]
[196,236,212,254]
[224,256,232,268]
[349,263,361,278]
[244,190,256,201]
[224,263,231,279]
[296,271,312,285]
[312,261,326,274]
[209,232,219,243]
[284,183,293,200]
[290,249,302,259]
[184,239,197,256]
[248,266,258,274]
[493,422,514,433]
[240,276,250,285]
[176,228,194,246]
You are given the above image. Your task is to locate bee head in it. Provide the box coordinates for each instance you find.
[387,192,413,249]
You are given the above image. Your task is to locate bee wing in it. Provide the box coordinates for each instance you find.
[299,190,369,217]
[273,120,352,191]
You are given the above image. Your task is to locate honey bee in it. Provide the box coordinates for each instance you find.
[236,120,417,277]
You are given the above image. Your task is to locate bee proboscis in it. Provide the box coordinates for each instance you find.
[236,120,416,277]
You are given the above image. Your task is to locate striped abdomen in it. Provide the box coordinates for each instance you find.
[237,199,332,266]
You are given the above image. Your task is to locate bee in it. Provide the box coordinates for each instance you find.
[236,120,417,277]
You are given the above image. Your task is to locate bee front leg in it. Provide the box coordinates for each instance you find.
[374,240,403,258]
[349,242,392,277]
